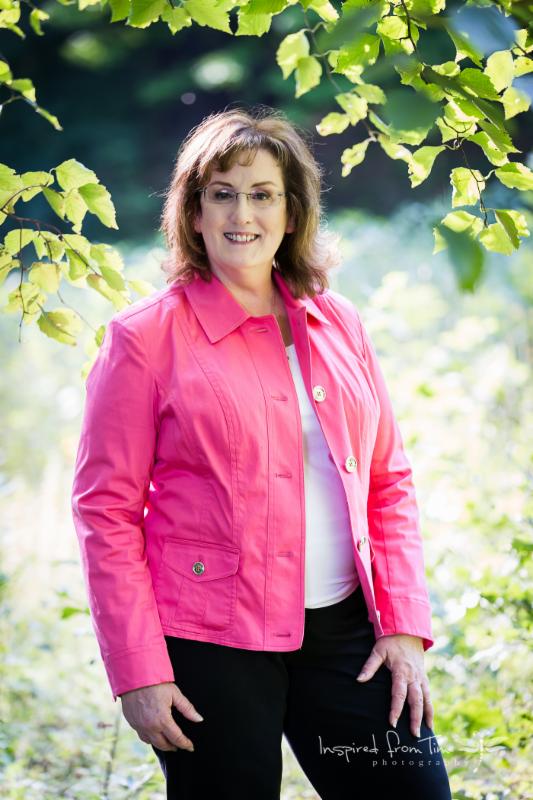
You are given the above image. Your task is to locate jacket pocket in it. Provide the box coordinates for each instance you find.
[155,538,240,631]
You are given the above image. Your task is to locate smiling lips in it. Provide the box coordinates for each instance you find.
[224,233,260,244]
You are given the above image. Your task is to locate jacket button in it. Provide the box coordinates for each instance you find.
[345,455,358,472]
[357,535,366,552]
[192,561,205,575]
[313,385,326,402]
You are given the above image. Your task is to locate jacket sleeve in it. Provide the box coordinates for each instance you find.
[71,318,175,701]
[356,313,434,652]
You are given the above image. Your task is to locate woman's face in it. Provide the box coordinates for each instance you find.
[193,148,295,284]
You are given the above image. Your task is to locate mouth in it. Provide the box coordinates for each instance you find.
[224,233,260,245]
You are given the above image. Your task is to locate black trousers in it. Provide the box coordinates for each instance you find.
[152,584,452,799]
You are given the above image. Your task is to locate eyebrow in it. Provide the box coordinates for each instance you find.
[208,180,279,188]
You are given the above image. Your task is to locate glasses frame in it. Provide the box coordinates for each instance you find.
[196,186,289,207]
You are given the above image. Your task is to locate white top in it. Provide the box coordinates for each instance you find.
[285,343,359,608]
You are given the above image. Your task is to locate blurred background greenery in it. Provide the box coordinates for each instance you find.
[1,1,532,798]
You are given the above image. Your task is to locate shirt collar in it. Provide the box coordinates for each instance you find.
[182,268,331,344]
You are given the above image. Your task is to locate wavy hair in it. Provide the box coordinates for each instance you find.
[159,105,342,298]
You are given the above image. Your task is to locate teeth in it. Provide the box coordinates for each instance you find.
[225,233,258,242]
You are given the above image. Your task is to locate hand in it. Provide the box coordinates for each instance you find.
[356,634,434,738]
[120,681,204,752]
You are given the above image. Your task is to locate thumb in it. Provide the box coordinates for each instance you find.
[357,649,384,681]
[171,685,204,722]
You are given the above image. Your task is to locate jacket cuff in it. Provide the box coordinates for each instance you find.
[105,641,175,703]
[373,596,434,652]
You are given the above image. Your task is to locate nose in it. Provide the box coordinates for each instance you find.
[229,193,254,225]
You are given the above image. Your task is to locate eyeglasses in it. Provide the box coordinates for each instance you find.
[197,186,288,208]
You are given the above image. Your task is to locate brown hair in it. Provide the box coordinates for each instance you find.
[159,105,342,298]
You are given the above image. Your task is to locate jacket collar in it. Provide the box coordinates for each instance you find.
[183,268,331,344]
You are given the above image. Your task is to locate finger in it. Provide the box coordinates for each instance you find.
[161,721,195,752]
[356,649,385,681]
[389,674,408,727]
[407,681,424,738]
[151,731,181,752]
[172,689,204,722]
[421,679,434,730]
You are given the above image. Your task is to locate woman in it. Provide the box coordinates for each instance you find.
[72,107,452,799]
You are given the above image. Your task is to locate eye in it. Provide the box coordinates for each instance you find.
[214,189,234,201]
[251,190,271,202]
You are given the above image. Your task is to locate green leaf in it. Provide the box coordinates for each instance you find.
[100,264,126,291]
[0,253,16,287]
[478,120,519,154]
[63,233,91,259]
[353,83,385,104]
[501,87,530,119]
[20,171,53,201]
[458,68,500,101]
[495,163,533,191]
[301,0,338,22]
[377,134,412,162]
[277,31,309,79]
[236,9,272,36]
[4,228,35,255]
[35,105,63,131]
[43,187,66,220]
[514,56,533,78]
[447,28,483,67]
[66,249,89,281]
[161,5,192,33]
[336,33,380,71]
[29,262,61,292]
[434,225,484,290]
[78,183,118,228]
[316,112,350,136]
[64,189,88,232]
[376,14,407,40]
[86,274,129,310]
[36,308,82,346]
[495,209,529,239]
[341,140,371,177]
[127,0,165,28]
[479,222,514,255]
[335,92,368,124]
[54,159,98,192]
[29,7,49,35]
[10,78,36,102]
[450,167,485,207]
[0,164,23,213]
[408,145,444,187]
[34,232,65,262]
[494,210,520,248]
[128,278,157,296]
[108,0,130,22]
[90,243,124,271]
[467,132,508,167]
[441,210,484,236]
[183,0,232,33]
[295,55,322,97]
[432,61,460,77]
[484,50,514,92]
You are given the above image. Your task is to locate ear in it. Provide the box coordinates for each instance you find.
[285,215,296,234]
[193,211,202,234]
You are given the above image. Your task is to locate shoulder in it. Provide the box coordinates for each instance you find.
[312,286,365,350]
[107,281,186,340]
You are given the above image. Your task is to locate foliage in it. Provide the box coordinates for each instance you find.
[1,206,531,796]
[0,0,532,355]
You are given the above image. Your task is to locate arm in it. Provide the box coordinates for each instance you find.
[356,312,434,652]
[71,319,174,701]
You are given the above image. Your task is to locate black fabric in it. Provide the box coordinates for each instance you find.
[152,584,452,799]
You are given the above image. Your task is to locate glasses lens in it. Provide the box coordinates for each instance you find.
[206,188,234,203]
[205,188,277,206]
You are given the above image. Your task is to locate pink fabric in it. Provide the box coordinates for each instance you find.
[71,268,434,702]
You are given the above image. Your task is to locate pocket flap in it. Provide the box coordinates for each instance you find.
[163,538,240,582]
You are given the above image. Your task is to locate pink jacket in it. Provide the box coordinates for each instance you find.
[71,268,434,702]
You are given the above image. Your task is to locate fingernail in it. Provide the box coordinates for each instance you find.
[391,719,397,728]
[357,671,368,680]
[416,728,421,738]
[194,712,204,721]
[188,744,195,752]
